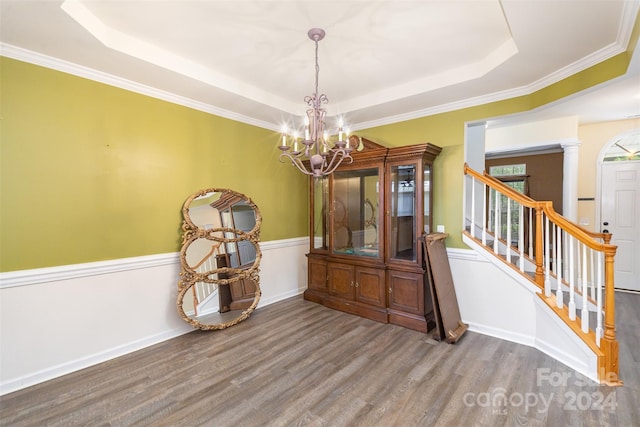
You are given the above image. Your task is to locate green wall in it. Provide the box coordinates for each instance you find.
[0,23,635,271]
[0,57,308,271]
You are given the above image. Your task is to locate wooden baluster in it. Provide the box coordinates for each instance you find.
[518,203,524,272]
[581,243,589,332]
[494,189,499,253]
[556,224,563,308]
[470,176,476,238]
[544,215,551,297]
[590,248,596,300]
[192,286,199,317]
[563,231,570,285]
[487,186,493,235]
[568,234,576,320]
[482,182,487,245]
[506,196,512,263]
[596,250,603,346]
[528,207,534,258]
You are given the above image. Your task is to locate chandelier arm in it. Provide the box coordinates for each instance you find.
[322,149,347,172]
[323,151,353,175]
[321,151,341,172]
[324,158,352,176]
[279,152,315,176]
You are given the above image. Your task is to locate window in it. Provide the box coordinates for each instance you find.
[489,164,526,176]
[603,131,640,161]
[489,164,527,244]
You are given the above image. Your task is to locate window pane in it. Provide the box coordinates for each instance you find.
[603,132,640,161]
[489,164,526,176]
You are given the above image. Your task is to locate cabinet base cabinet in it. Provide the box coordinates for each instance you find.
[304,288,433,333]
[305,254,329,304]
[387,268,435,333]
[387,309,433,333]
[323,295,388,324]
[303,258,434,334]
[355,266,386,308]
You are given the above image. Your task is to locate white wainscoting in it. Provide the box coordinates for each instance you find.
[0,237,308,395]
[1,240,598,395]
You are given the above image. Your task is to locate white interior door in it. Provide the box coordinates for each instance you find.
[601,161,640,291]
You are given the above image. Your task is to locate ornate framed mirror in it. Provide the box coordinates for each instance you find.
[177,188,262,330]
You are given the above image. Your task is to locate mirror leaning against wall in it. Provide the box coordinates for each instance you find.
[177,188,262,330]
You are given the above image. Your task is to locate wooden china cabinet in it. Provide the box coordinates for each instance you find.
[304,136,442,333]
[210,194,258,312]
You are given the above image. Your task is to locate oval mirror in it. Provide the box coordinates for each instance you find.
[177,268,261,330]
[182,188,261,238]
[177,188,262,330]
[180,235,261,276]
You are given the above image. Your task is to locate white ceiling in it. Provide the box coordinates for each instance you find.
[1,0,639,132]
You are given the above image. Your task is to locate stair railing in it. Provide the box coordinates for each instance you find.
[190,242,223,316]
[464,163,621,385]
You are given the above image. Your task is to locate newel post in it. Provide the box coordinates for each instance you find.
[600,248,622,385]
[534,203,545,287]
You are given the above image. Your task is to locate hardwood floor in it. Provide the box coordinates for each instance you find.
[1,292,638,426]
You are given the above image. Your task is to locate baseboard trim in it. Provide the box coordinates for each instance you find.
[465,321,535,348]
[0,324,193,396]
[259,287,306,307]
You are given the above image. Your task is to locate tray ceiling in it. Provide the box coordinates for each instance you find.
[1,0,639,131]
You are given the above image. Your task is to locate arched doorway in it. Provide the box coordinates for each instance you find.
[598,129,640,291]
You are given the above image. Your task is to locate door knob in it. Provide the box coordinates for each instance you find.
[603,221,609,226]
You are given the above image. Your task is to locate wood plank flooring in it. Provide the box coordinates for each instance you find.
[1,292,638,426]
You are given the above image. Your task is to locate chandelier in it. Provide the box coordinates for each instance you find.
[278,28,353,178]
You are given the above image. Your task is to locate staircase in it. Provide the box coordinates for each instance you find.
[463,164,621,386]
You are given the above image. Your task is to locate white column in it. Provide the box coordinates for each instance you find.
[561,140,580,222]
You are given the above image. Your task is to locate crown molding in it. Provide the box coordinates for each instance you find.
[0,43,281,133]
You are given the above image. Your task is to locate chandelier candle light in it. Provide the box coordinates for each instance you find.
[278,28,353,178]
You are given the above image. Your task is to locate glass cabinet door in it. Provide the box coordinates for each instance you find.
[389,164,418,261]
[331,168,381,258]
[423,164,432,234]
[312,176,329,250]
